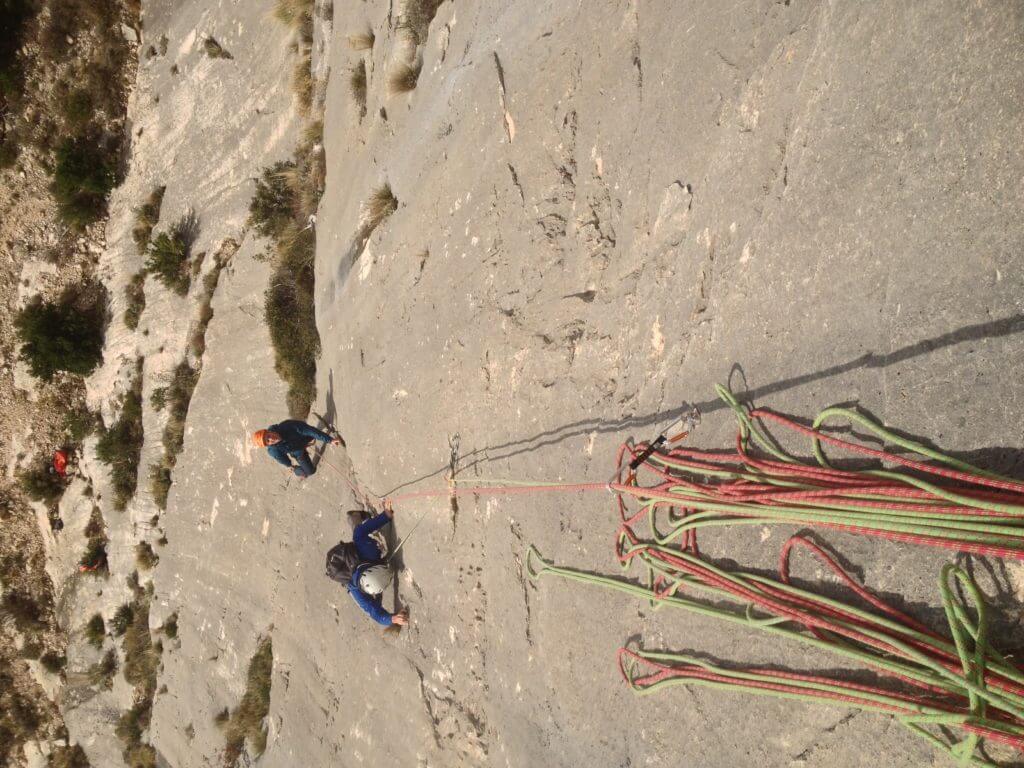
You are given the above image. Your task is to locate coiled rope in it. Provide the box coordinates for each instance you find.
[522,385,1024,765]
[609,384,1024,560]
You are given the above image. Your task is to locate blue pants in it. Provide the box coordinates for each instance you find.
[292,450,315,477]
[353,513,390,561]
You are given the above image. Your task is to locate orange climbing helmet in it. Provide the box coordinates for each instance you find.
[253,429,270,448]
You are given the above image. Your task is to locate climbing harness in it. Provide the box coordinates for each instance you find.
[626,405,701,473]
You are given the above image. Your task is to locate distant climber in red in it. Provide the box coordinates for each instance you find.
[52,449,69,478]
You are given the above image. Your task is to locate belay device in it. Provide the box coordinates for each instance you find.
[627,405,701,473]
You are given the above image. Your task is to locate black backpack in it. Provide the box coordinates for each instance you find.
[325,541,361,585]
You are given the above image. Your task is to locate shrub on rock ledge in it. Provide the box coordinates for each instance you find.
[15,288,107,381]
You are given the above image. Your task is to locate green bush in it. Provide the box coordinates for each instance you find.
[51,134,117,229]
[149,463,171,509]
[250,150,322,418]
[96,363,145,510]
[265,255,319,418]
[88,647,117,689]
[40,651,67,674]
[146,231,191,296]
[79,537,107,574]
[14,290,107,381]
[150,386,167,411]
[135,542,158,571]
[111,603,134,636]
[48,744,91,768]
[20,640,42,659]
[1,590,47,633]
[0,0,36,100]
[18,462,65,503]
[162,613,178,639]
[64,404,100,442]
[85,613,106,648]
[0,137,18,168]
[248,161,297,240]
[124,271,146,330]
[63,89,94,128]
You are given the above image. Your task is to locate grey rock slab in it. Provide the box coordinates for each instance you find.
[65,0,1024,767]
[309,1,1024,767]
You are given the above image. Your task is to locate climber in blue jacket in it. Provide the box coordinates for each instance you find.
[329,501,409,627]
[252,420,341,478]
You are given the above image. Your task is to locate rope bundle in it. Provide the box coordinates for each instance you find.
[529,386,1024,765]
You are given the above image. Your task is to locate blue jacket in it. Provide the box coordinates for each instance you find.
[265,420,331,468]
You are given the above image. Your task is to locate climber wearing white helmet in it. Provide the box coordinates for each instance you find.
[324,499,409,628]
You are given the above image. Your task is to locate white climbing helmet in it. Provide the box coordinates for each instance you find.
[358,564,392,596]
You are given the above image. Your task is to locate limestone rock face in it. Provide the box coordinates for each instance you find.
[45,1,1024,767]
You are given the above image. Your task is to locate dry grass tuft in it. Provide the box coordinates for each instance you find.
[148,244,229,507]
[131,186,165,253]
[135,542,158,571]
[203,37,233,59]
[163,613,179,639]
[364,184,398,232]
[292,52,314,115]
[221,637,274,765]
[248,134,324,417]
[149,361,200,509]
[387,60,421,94]
[47,745,90,768]
[347,30,375,50]
[96,361,145,510]
[273,0,313,29]
[122,595,159,694]
[124,271,146,330]
[88,648,118,689]
[115,586,162,767]
[303,119,323,147]
[349,60,367,112]
[397,0,445,46]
